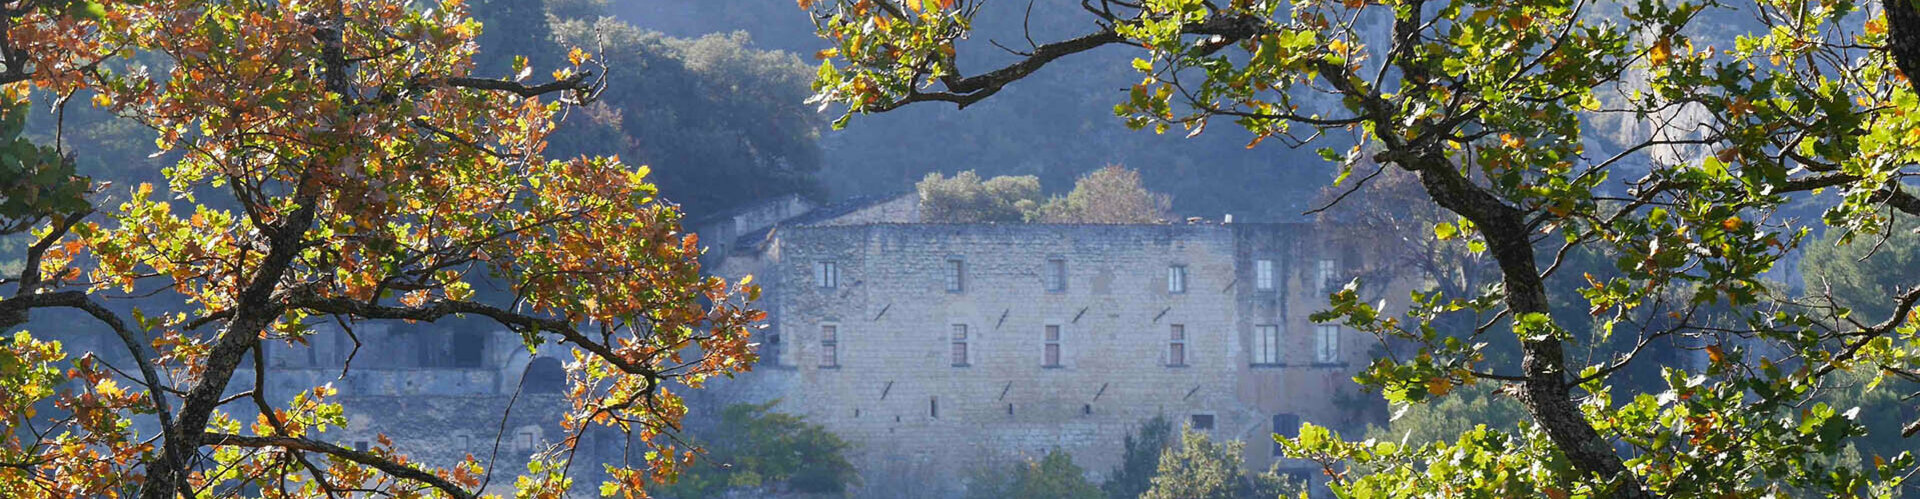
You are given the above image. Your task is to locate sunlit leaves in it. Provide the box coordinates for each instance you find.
[802,0,1920,493]
[2,0,763,496]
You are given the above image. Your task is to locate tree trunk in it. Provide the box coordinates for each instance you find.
[1888,0,1920,93]
[1414,163,1653,498]
[139,202,315,499]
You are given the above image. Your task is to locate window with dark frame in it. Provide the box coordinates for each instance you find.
[1253,325,1281,366]
[1190,414,1215,430]
[951,324,969,366]
[1168,324,1187,366]
[1043,325,1062,367]
[1316,325,1340,363]
[946,258,965,293]
[816,260,839,288]
[1168,265,1187,293]
[1045,258,1067,292]
[1256,259,1275,290]
[820,324,838,368]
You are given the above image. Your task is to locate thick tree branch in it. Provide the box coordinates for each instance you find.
[444,73,592,98]
[882,13,1273,111]
[203,433,477,499]
[142,196,317,499]
[284,294,661,380]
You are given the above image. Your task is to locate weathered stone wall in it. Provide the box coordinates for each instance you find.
[735,223,1383,497]
[254,323,594,495]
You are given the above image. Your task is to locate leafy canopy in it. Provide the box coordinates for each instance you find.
[801,0,1920,495]
[0,0,762,497]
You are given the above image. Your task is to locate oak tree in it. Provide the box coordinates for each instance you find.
[0,0,760,498]
[802,0,1920,495]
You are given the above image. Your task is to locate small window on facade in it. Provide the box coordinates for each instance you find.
[1273,413,1301,456]
[951,324,969,366]
[354,440,369,452]
[1316,325,1340,363]
[1043,325,1062,367]
[1316,258,1337,292]
[930,397,939,419]
[820,324,839,368]
[816,261,840,289]
[764,332,783,366]
[1253,325,1281,366]
[1190,414,1215,430]
[450,333,484,368]
[1256,259,1275,290]
[1168,265,1188,294]
[1168,324,1187,366]
[520,431,535,451]
[947,258,965,293]
[1045,258,1067,292]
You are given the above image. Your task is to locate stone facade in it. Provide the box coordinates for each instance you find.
[693,196,1401,497]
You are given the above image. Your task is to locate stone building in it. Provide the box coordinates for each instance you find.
[695,195,1402,497]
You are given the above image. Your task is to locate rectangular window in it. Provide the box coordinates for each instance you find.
[1316,325,1340,363]
[1167,265,1187,294]
[820,324,839,368]
[1256,259,1275,290]
[1045,258,1067,292]
[1273,413,1301,456]
[1254,325,1281,365]
[1168,324,1187,366]
[816,261,840,288]
[951,324,969,366]
[1316,258,1337,292]
[1043,325,1062,367]
[946,258,965,293]
[1190,414,1215,431]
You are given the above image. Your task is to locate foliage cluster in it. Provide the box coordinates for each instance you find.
[661,402,859,498]
[918,165,1172,224]
[969,417,1304,499]
[0,1,764,497]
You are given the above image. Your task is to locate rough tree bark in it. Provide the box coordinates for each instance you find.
[1412,159,1652,497]
[1888,0,1920,93]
